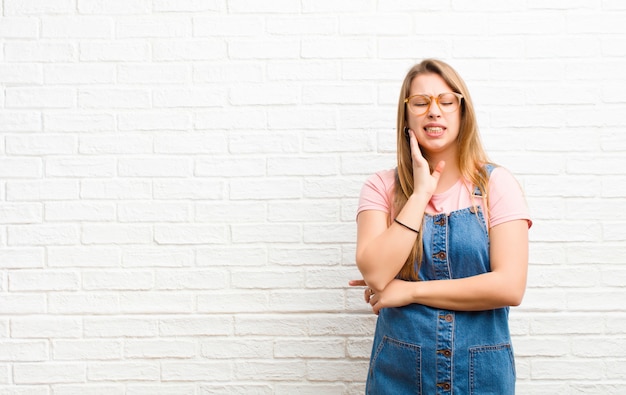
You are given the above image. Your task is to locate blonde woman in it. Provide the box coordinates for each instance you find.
[350,59,531,394]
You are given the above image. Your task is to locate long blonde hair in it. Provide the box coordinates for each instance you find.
[394,59,491,281]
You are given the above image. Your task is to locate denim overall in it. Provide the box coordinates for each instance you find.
[366,166,516,395]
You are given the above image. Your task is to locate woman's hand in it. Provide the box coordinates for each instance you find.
[349,279,415,315]
[407,128,445,198]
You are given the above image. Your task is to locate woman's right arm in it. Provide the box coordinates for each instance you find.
[356,129,444,293]
[355,192,431,293]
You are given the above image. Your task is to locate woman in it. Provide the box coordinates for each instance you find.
[350,59,531,394]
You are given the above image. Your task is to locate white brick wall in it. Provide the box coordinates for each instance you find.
[0,1,625,393]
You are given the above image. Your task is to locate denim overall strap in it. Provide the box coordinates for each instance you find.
[472,164,496,196]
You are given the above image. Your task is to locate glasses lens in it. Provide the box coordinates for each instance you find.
[407,96,431,115]
[438,93,460,113]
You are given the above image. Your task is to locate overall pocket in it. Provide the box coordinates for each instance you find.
[367,336,421,395]
[469,343,515,395]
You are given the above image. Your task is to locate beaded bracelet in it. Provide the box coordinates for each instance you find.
[394,218,420,234]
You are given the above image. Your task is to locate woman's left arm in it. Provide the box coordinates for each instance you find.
[368,219,529,314]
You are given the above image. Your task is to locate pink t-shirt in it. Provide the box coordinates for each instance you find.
[357,167,532,229]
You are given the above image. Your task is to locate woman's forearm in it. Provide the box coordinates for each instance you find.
[410,272,526,311]
[356,193,430,292]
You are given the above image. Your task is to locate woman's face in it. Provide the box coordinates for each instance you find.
[405,73,461,158]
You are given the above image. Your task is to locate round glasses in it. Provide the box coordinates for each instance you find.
[404,92,463,116]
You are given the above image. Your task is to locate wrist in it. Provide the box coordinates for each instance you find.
[408,190,432,205]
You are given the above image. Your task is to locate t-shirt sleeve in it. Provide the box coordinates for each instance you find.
[356,169,395,220]
[488,167,532,229]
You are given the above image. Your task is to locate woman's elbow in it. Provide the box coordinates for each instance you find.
[503,286,526,307]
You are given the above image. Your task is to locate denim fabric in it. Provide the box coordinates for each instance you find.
[366,167,516,395]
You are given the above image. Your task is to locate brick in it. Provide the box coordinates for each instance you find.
[79,41,150,61]
[51,385,124,395]
[231,269,304,289]
[161,361,232,382]
[117,111,192,131]
[231,224,301,243]
[306,360,369,382]
[0,64,42,84]
[268,200,338,223]
[78,88,151,109]
[117,64,190,84]
[81,225,152,245]
[275,384,346,395]
[198,246,267,266]
[4,0,75,15]
[87,362,159,381]
[41,17,113,38]
[155,132,227,154]
[48,294,119,314]
[8,270,80,291]
[53,340,122,360]
[153,87,225,108]
[0,17,39,38]
[0,248,44,269]
[228,39,300,60]
[116,17,191,38]
[126,384,195,395]
[13,363,86,384]
[123,248,192,268]
[302,38,373,59]
[5,42,76,62]
[194,16,266,37]
[193,62,264,83]
[155,269,227,290]
[0,159,41,179]
[152,40,227,61]
[0,295,45,314]
[340,15,411,35]
[84,318,158,338]
[195,157,265,177]
[78,0,151,14]
[227,131,298,154]
[8,225,79,246]
[79,134,152,155]
[118,158,192,177]
[80,179,152,200]
[237,314,305,337]
[0,203,42,224]
[45,157,116,178]
[0,112,41,132]
[123,340,195,359]
[153,179,224,200]
[153,0,223,12]
[228,0,300,13]
[154,224,226,244]
[6,134,76,155]
[159,316,233,336]
[229,178,302,200]
[274,338,345,358]
[119,291,194,314]
[44,112,114,132]
[0,341,48,361]
[200,338,273,359]
[7,180,79,201]
[234,360,307,381]
[269,246,341,266]
[45,202,115,222]
[82,270,153,290]
[6,87,75,109]
[197,292,270,313]
[117,202,189,223]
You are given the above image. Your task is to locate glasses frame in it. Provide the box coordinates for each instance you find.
[404,92,464,116]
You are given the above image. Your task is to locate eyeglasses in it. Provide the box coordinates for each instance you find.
[404,92,463,116]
